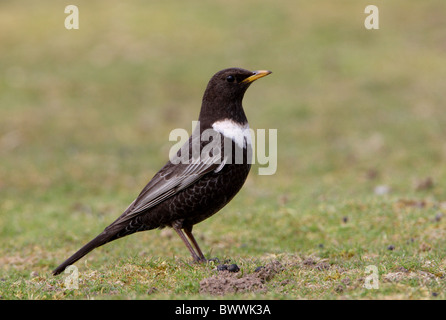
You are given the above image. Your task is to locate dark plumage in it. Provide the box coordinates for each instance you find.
[53,67,271,275]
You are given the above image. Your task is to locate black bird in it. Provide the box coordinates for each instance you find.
[53,67,272,275]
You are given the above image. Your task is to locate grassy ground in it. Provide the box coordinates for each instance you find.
[1,0,446,299]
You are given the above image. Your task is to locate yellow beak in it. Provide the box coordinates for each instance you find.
[242,70,272,83]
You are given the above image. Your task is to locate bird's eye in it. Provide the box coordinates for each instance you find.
[226,75,235,83]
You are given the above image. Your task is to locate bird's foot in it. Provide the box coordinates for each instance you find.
[197,257,231,264]
[191,257,208,264]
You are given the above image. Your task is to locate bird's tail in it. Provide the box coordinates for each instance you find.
[52,232,114,275]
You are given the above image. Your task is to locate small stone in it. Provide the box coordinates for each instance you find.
[334,284,344,293]
[414,177,434,191]
[315,262,330,271]
[375,185,391,195]
[227,264,240,273]
[217,264,228,271]
[303,258,316,266]
[365,169,379,180]
[255,266,265,272]
[147,287,158,295]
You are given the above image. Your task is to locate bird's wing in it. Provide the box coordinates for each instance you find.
[112,131,226,224]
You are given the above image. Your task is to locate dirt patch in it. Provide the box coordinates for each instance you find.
[199,260,283,295]
[383,271,437,283]
[302,257,331,271]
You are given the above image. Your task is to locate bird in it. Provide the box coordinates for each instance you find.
[52,67,272,275]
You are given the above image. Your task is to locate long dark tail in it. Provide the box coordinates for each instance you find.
[52,232,114,275]
[53,200,150,276]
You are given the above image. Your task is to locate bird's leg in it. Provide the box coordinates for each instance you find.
[172,225,201,262]
[184,226,206,262]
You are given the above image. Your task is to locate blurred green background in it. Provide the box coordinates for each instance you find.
[1,0,445,299]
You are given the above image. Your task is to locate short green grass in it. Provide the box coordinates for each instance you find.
[1,0,446,299]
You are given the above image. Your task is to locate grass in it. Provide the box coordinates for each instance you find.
[1,0,446,299]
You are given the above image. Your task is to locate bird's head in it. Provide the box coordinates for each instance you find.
[200,68,272,125]
[204,68,272,101]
